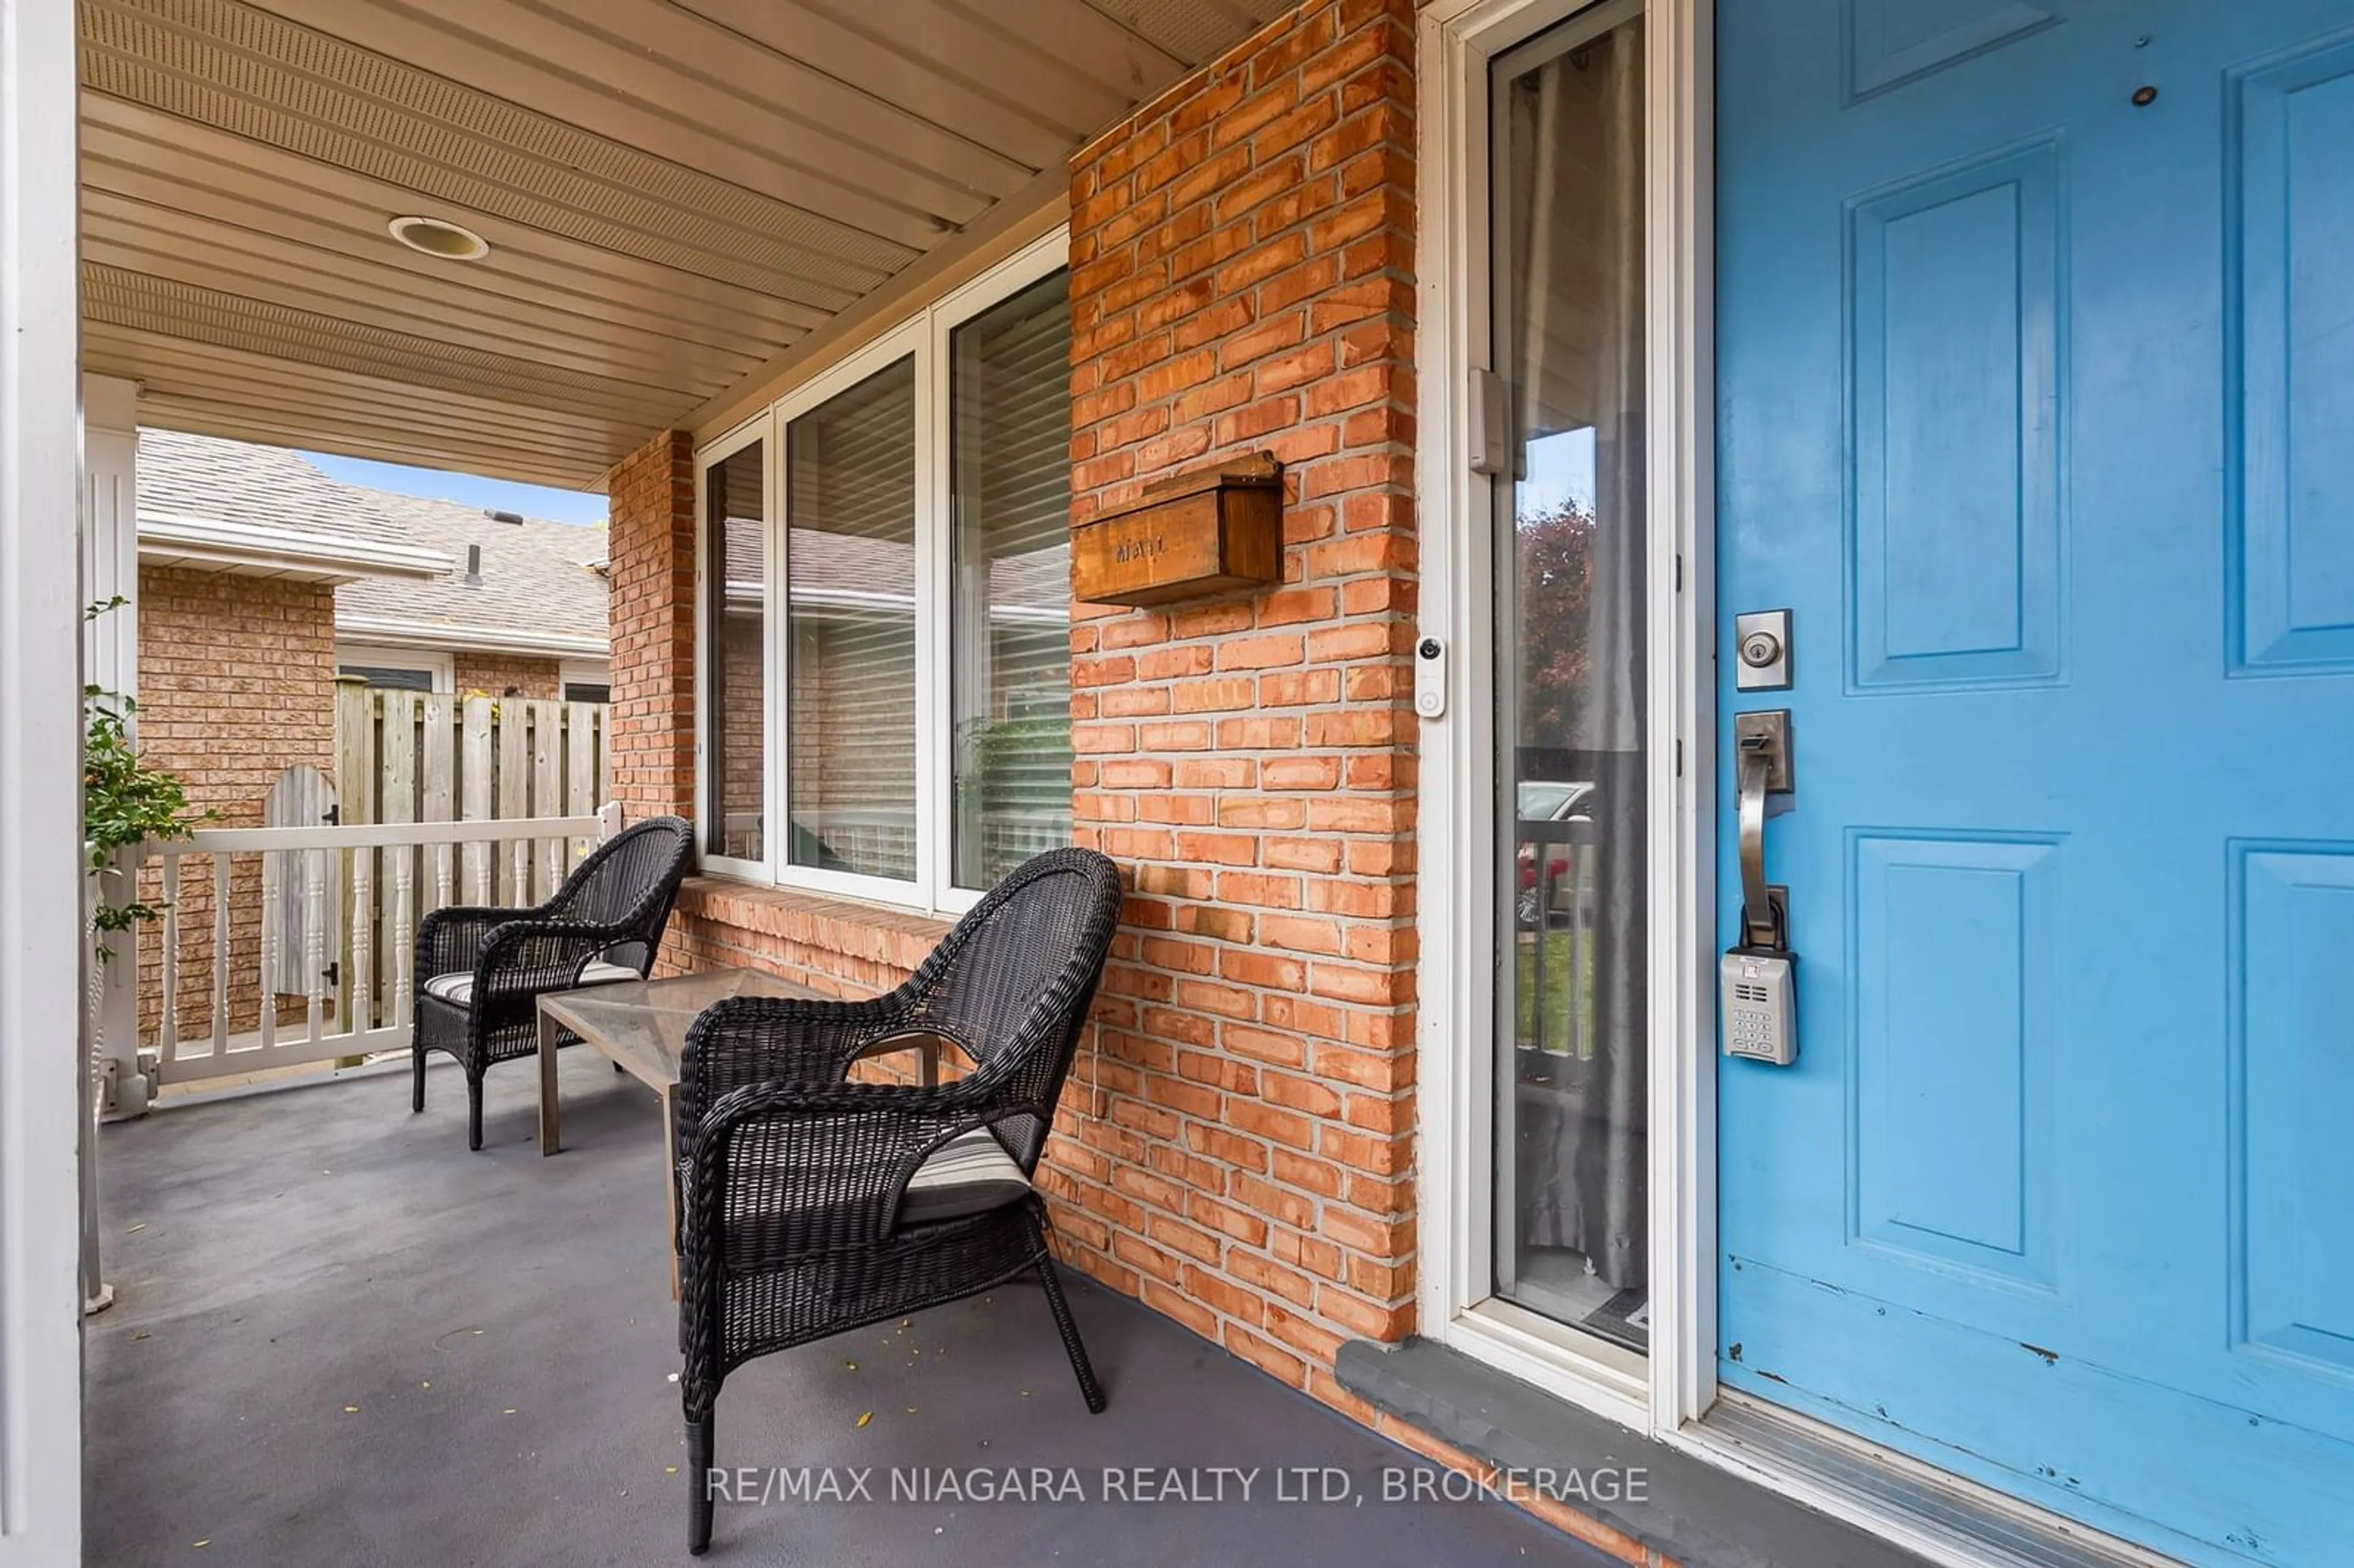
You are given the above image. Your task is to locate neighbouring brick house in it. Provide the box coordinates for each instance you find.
[126,430,613,1038]
[129,430,446,1039]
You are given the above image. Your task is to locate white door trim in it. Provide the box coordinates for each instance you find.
[1411,0,1716,1436]
[1,0,90,1555]
[1637,0,1720,1436]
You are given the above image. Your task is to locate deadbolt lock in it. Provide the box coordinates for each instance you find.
[1734,609,1793,691]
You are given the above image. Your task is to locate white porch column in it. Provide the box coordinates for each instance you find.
[0,0,91,1556]
[83,372,150,1124]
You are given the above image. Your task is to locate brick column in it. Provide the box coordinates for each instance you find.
[604,430,696,822]
[1053,0,1420,1403]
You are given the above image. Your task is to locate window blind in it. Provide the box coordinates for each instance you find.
[949,270,1074,888]
[786,358,919,880]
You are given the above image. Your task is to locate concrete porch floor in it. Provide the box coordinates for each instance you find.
[89,1050,1605,1567]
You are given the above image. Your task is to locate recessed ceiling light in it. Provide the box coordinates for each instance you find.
[387,215,490,261]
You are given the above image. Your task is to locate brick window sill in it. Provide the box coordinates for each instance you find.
[671,873,953,984]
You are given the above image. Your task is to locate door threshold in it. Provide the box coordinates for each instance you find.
[1343,1334,1932,1567]
[1338,1333,2196,1568]
[1674,1393,2184,1568]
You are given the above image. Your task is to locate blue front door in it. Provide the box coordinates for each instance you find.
[1716,3,2354,1561]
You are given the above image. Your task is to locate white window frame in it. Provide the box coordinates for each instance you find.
[695,227,1072,916]
[769,316,935,908]
[1413,0,1715,1437]
[928,232,1075,918]
[337,642,453,693]
[557,658,611,699]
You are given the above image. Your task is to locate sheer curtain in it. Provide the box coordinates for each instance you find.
[1501,10,1649,1316]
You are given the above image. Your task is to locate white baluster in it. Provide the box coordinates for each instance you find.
[210,854,229,1056]
[304,847,326,1045]
[393,849,414,1027]
[158,851,180,1067]
[474,838,492,905]
[511,840,528,908]
[435,843,453,907]
[352,847,375,1036]
[258,853,279,1052]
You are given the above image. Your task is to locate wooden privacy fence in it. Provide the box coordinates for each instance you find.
[137,692,614,1085]
[332,687,610,1034]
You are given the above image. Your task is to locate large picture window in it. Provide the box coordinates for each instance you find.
[697,234,1072,910]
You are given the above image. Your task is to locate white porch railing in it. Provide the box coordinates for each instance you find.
[146,803,620,1085]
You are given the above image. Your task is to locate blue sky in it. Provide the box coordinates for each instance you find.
[1517,426,1596,520]
[302,452,608,527]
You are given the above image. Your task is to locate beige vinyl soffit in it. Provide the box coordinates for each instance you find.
[76,0,1287,488]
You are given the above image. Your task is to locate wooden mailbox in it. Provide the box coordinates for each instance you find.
[1071,453,1283,607]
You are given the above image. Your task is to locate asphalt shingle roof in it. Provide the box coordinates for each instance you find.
[337,492,609,645]
[138,430,610,648]
[137,429,415,549]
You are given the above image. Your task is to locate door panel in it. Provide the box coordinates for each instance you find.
[2234,36,2354,674]
[1715,3,2354,1562]
[1851,832,2062,1288]
[1849,142,2063,690]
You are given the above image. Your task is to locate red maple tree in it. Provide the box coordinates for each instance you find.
[1513,497,1596,748]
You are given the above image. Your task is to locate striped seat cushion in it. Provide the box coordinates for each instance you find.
[421,958,640,1008]
[899,1127,1032,1223]
[687,1125,1032,1236]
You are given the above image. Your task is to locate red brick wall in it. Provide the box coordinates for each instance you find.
[604,430,696,821]
[454,650,562,699]
[1052,0,1421,1400]
[132,564,339,1037]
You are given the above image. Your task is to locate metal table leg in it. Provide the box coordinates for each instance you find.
[536,1005,562,1155]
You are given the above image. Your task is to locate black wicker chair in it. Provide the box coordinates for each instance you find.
[412,815,694,1149]
[674,847,1123,1555]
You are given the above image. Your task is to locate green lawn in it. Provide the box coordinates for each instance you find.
[1513,925,1596,1057]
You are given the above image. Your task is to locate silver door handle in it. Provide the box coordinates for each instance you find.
[1738,743,1772,946]
[1734,711,1792,949]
